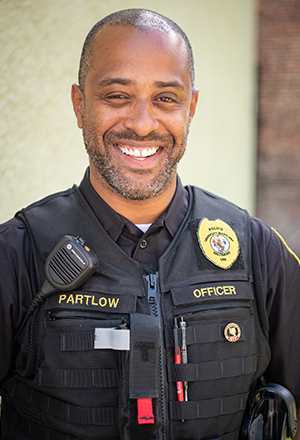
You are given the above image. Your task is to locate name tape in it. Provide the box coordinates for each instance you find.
[59,294,120,309]
[193,285,237,298]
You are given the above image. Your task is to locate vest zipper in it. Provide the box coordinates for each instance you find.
[146,273,159,318]
[145,272,166,440]
[46,310,129,328]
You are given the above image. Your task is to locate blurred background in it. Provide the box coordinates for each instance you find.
[0,0,299,256]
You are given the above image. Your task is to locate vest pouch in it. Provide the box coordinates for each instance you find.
[119,313,162,440]
[10,290,139,440]
[162,279,270,440]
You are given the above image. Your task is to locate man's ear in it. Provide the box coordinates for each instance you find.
[71,84,84,129]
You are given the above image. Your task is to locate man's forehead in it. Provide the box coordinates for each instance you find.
[93,24,186,57]
[81,24,193,92]
[78,13,194,91]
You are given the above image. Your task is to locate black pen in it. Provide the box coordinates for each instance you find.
[180,316,188,401]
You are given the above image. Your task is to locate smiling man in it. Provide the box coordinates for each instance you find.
[1,8,300,440]
[72,19,198,223]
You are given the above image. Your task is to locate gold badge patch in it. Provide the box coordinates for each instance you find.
[197,218,240,269]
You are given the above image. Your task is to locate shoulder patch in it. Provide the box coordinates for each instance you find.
[197,218,240,269]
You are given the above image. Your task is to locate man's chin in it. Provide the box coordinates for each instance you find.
[88,150,177,201]
[108,179,167,201]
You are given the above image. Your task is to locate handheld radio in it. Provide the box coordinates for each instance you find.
[14,235,99,341]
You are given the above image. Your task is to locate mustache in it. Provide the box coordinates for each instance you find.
[104,130,173,144]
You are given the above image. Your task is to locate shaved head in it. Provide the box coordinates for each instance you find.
[78,9,195,92]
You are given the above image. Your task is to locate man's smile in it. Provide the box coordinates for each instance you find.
[116,143,160,160]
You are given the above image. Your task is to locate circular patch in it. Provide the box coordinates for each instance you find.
[210,234,230,254]
[224,323,241,342]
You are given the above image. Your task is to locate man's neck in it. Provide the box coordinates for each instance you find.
[89,168,177,224]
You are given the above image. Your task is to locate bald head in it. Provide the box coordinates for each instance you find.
[78,8,195,92]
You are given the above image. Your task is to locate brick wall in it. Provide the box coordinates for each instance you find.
[257,0,300,256]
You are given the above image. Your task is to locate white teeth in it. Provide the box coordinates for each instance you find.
[118,144,159,158]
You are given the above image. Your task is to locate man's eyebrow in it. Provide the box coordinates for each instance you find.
[97,78,135,87]
[96,78,185,91]
[153,81,185,91]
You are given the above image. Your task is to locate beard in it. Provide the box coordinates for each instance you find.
[82,120,187,201]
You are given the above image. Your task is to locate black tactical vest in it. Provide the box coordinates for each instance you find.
[1,184,271,440]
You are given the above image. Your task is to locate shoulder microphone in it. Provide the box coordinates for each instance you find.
[29,235,99,312]
[14,235,99,341]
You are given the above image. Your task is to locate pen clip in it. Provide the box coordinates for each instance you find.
[174,317,180,355]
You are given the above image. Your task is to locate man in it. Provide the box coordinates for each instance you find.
[0,8,300,440]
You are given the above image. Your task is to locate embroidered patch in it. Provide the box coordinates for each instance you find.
[197,218,240,269]
[224,323,241,342]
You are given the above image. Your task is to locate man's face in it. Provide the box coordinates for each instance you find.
[72,26,198,200]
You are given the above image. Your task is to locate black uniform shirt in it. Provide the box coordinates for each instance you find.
[79,169,189,264]
[0,170,300,405]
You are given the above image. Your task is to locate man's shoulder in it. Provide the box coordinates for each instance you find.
[250,215,300,268]
[187,184,249,218]
[249,215,272,242]
[0,217,31,268]
[1,186,78,228]
[0,216,27,235]
[20,186,78,214]
[0,186,78,243]
[188,185,246,208]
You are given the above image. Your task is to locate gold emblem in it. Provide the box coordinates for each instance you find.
[224,323,241,342]
[197,218,240,269]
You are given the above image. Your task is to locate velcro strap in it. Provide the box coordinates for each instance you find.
[2,404,80,440]
[137,398,155,425]
[168,355,257,382]
[94,327,130,350]
[165,323,245,348]
[7,381,118,426]
[38,367,119,388]
[2,401,239,440]
[170,393,248,420]
[61,328,130,351]
[61,331,94,351]
[129,313,160,399]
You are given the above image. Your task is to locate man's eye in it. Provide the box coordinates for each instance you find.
[107,94,126,100]
[158,96,176,103]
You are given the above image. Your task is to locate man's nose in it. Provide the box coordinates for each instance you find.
[123,100,159,136]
